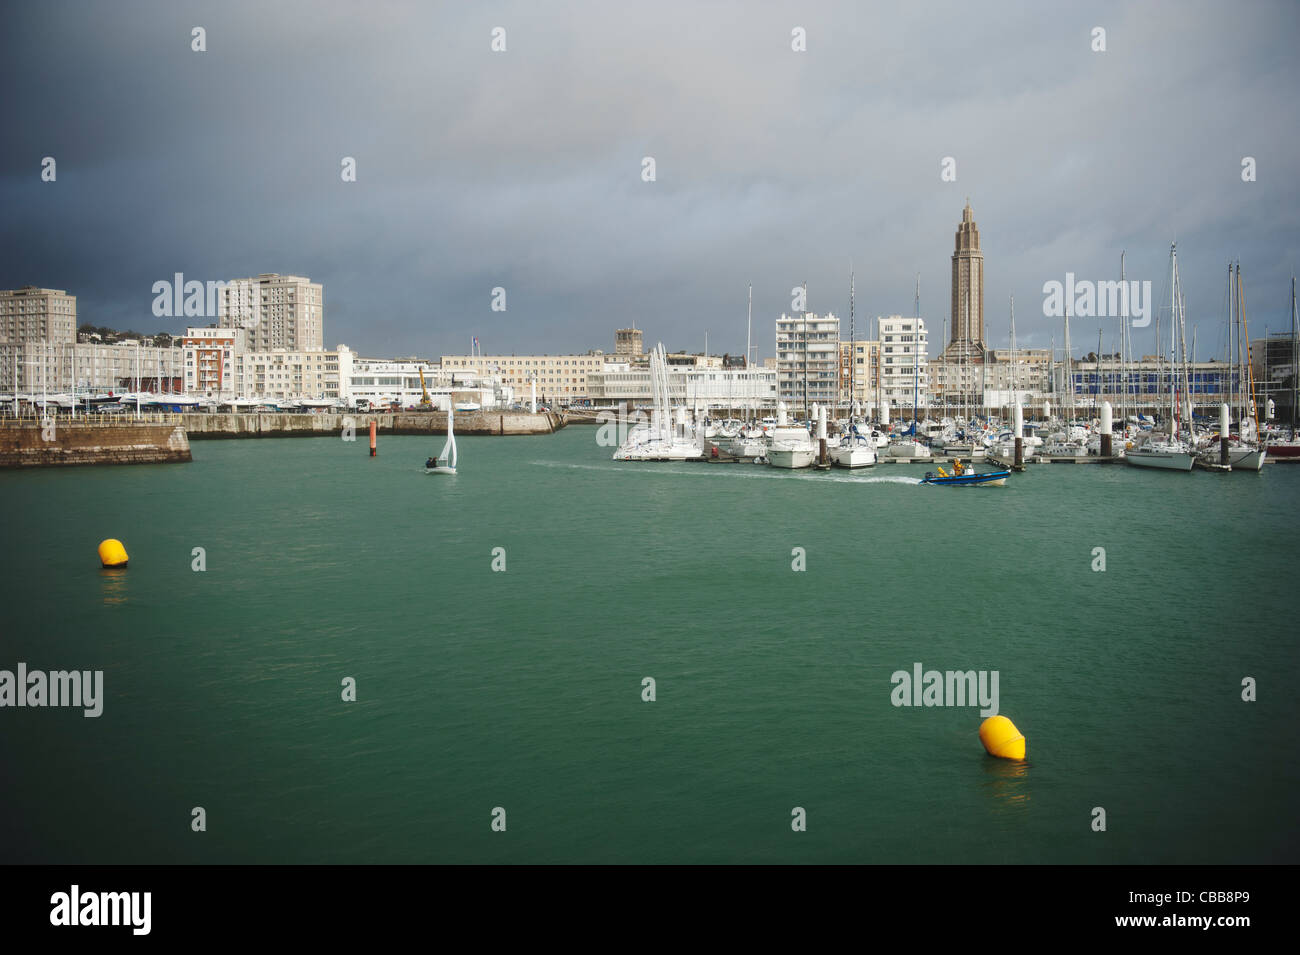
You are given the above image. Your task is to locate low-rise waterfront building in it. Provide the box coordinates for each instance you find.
[349,357,511,410]
[1250,332,1298,423]
[440,352,607,403]
[929,347,1051,410]
[586,362,777,408]
[1059,358,1241,417]
[1,339,184,397]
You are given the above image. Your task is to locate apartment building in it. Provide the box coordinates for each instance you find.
[776,312,840,411]
[218,274,323,352]
[839,339,880,408]
[232,346,352,400]
[181,327,246,396]
[875,316,929,410]
[0,339,183,394]
[0,286,77,345]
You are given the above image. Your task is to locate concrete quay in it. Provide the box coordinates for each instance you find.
[0,419,191,468]
[179,410,565,439]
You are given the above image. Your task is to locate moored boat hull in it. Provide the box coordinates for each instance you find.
[829,446,877,468]
[1126,448,1195,471]
[768,448,816,469]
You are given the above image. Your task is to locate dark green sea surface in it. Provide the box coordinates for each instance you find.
[1,428,1297,863]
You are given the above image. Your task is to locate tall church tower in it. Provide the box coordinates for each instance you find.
[949,200,984,355]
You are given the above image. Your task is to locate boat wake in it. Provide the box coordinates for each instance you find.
[850,475,924,485]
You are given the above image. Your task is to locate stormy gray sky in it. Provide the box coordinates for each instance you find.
[2,0,1298,360]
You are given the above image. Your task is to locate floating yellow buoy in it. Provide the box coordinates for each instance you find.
[979,715,1025,760]
[98,538,128,568]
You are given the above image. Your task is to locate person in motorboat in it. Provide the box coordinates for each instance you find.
[952,458,965,476]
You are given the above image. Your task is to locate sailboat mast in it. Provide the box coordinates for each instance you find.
[1228,263,1237,428]
[962,290,968,425]
[1292,274,1298,434]
[1232,259,1242,428]
[1169,245,1178,438]
[1063,303,1073,427]
[1009,294,1017,413]
[875,315,882,426]
[1240,264,1259,439]
[1119,251,1128,426]
[746,284,752,370]
[1095,325,1103,417]
[849,265,855,418]
[802,281,809,421]
[913,273,920,433]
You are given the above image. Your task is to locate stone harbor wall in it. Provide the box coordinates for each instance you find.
[0,421,192,468]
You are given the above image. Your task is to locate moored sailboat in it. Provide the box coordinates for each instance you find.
[1127,244,1195,472]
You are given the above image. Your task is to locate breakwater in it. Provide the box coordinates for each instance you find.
[179,410,564,438]
[0,419,191,468]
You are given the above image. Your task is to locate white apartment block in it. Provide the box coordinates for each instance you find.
[587,363,778,406]
[440,352,607,401]
[776,312,841,410]
[0,286,77,345]
[232,346,352,400]
[218,274,323,352]
[876,316,929,409]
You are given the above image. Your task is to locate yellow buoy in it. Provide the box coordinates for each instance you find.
[979,715,1025,760]
[98,538,129,568]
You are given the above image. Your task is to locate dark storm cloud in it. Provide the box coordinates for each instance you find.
[1,0,1297,359]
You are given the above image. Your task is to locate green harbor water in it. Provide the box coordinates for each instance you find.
[2,427,1298,864]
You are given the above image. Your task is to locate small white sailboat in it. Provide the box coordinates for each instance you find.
[828,425,878,468]
[425,403,458,475]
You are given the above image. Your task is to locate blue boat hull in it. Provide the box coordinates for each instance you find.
[921,469,1010,486]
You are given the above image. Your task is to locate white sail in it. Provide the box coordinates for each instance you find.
[426,401,458,473]
[441,403,457,469]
